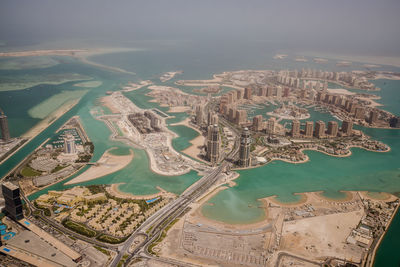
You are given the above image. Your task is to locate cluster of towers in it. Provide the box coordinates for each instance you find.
[251,115,278,134]
[0,109,11,142]
[219,88,249,125]
[290,119,353,139]
[196,105,218,127]
[197,106,220,165]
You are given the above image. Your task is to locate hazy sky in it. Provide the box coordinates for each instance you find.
[1,0,400,56]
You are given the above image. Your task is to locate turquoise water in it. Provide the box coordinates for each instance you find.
[374,207,400,267]
[169,125,199,152]
[202,127,400,223]
[0,43,399,263]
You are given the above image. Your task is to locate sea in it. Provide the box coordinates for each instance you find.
[0,40,399,266]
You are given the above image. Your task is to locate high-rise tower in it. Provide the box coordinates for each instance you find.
[0,110,11,142]
[2,182,24,221]
[207,124,220,165]
[239,128,251,167]
[64,134,76,154]
[341,120,353,135]
[314,120,326,138]
[304,121,314,138]
[291,120,300,138]
[327,121,338,137]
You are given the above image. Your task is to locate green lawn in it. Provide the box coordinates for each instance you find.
[97,234,126,244]
[63,220,97,238]
[21,166,41,177]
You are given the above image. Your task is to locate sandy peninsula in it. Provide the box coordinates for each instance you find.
[99,96,120,114]
[22,99,80,139]
[65,148,134,185]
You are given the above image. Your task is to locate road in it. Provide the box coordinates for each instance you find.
[109,110,242,267]
[110,162,228,266]
[20,191,121,250]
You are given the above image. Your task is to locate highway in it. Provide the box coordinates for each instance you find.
[109,111,241,267]
[110,162,228,266]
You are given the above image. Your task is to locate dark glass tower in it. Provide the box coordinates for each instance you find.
[0,112,11,142]
[2,182,24,221]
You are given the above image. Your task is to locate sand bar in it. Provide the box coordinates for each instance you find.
[65,148,134,185]
[22,99,80,139]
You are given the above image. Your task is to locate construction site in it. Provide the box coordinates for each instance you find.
[156,190,399,267]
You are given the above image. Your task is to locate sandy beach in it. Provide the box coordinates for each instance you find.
[313,190,355,203]
[65,148,134,185]
[107,184,175,200]
[167,106,191,113]
[262,193,309,208]
[327,88,355,95]
[99,96,120,114]
[122,80,152,92]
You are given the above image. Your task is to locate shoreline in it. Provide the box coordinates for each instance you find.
[235,144,390,171]
[169,118,208,164]
[22,99,80,139]
[1,99,80,180]
[0,47,140,76]
[370,204,400,267]
[198,189,396,228]
[64,148,134,185]
[107,183,175,200]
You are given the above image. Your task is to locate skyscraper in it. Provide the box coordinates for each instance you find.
[0,111,11,142]
[244,87,252,100]
[266,86,274,97]
[207,124,220,165]
[314,120,326,138]
[266,117,276,135]
[291,120,300,138]
[64,134,76,154]
[195,105,204,126]
[239,128,251,167]
[368,110,378,125]
[252,115,264,132]
[327,121,338,137]
[354,106,365,120]
[2,182,23,221]
[228,107,237,123]
[235,110,247,125]
[304,121,314,138]
[341,120,353,135]
[276,86,283,98]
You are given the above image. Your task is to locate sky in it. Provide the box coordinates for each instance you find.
[1,0,400,56]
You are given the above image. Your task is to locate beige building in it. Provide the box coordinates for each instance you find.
[291,120,300,138]
[314,120,326,138]
[304,121,314,138]
[327,121,339,137]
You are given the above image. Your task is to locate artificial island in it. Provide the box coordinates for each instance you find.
[0,65,399,267]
